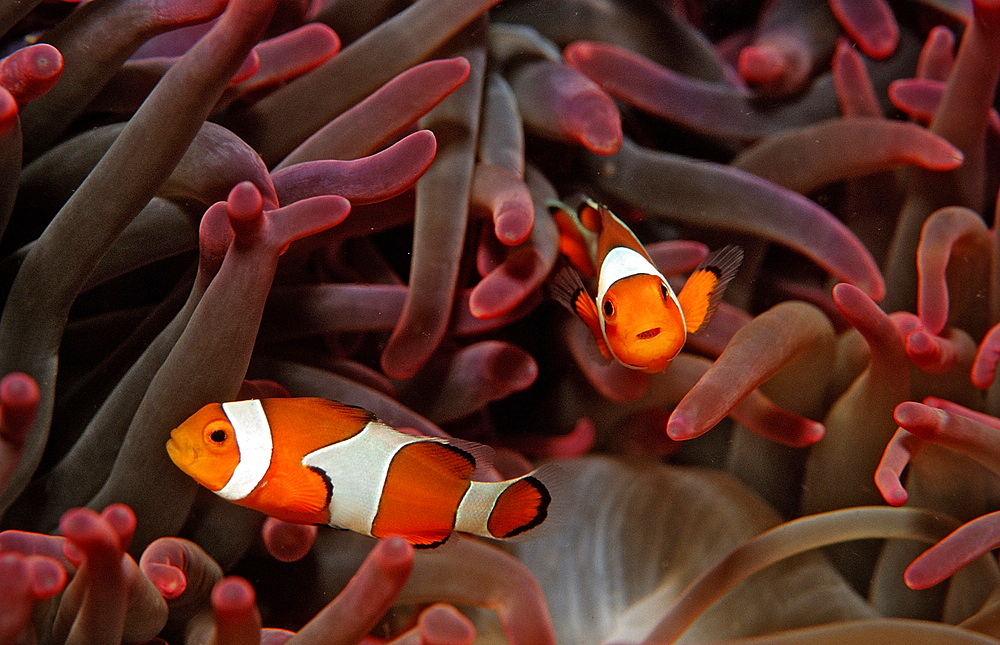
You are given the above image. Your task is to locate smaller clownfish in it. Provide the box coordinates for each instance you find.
[549,199,742,373]
[167,397,553,548]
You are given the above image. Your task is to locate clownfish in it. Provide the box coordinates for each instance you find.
[549,199,742,373]
[166,397,552,548]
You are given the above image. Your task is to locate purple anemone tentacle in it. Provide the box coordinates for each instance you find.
[831,39,882,117]
[261,518,317,564]
[15,203,231,533]
[736,0,841,97]
[53,504,167,645]
[87,183,349,549]
[273,130,437,206]
[885,0,1000,312]
[585,138,886,300]
[828,0,899,59]
[508,59,622,155]
[479,72,524,178]
[0,0,279,518]
[906,509,1000,590]
[205,576,263,645]
[276,57,469,169]
[667,301,831,446]
[802,283,911,519]
[216,22,340,111]
[915,206,992,336]
[399,536,555,645]
[917,25,956,81]
[236,0,505,163]
[20,0,228,160]
[732,117,963,196]
[401,341,538,424]
[381,23,486,379]
[287,537,414,645]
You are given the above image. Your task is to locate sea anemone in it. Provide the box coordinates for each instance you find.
[2,0,1000,643]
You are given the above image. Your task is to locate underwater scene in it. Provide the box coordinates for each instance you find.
[1,0,1000,642]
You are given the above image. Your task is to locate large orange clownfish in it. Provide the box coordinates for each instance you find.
[550,199,742,373]
[167,397,552,548]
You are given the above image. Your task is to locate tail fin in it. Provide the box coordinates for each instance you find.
[454,467,556,540]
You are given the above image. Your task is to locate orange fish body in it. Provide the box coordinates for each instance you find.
[551,199,742,373]
[167,397,551,548]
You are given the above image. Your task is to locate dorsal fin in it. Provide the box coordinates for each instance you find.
[578,199,603,234]
[593,204,653,271]
[549,200,597,276]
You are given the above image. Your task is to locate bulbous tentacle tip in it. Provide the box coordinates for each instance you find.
[27,555,67,598]
[665,413,693,441]
[738,44,787,86]
[418,603,478,644]
[143,561,187,599]
[227,181,265,224]
[262,517,316,563]
[212,576,257,616]
[0,372,40,447]
[152,0,229,25]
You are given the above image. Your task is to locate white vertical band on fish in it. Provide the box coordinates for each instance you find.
[302,420,429,532]
[217,399,274,501]
[595,246,682,329]
[454,480,504,537]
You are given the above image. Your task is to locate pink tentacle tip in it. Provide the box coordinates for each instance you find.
[262,518,317,563]
[904,330,957,373]
[893,401,945,440]
[829,0,899,59]
[494,202,534,246]
[418,604,477,645]
[564,93,623,155]
[0,372,40,447]
[212,576,257,617]
[58,505,130,567]
[101,503,137,551]
[144,562,188,599]
[665,412,695,441]
[226,181,266,239]
[904,511,1000,589]
[0,43,63,107]
[737,44,787,86]
[874,443,911,507]
[972,323,1000,389]
[874,427,917,506]
[27,556,68,599]
[795,421,827,446]
[376,535,415,575]
[488,344,538,392]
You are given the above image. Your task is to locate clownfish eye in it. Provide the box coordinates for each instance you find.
[603,299,615,317]
[205,421,231,446]
[660,282,669,300]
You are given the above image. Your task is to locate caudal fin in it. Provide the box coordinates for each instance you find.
[455,467,556,540]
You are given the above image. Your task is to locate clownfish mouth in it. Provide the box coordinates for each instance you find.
[636,327,661,340]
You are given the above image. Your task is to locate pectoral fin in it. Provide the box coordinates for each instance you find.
[549,264,612,359]
[677,245,743,334]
